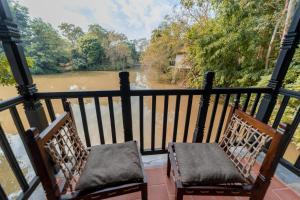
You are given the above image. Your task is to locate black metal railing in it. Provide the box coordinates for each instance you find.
[0,96,40,200]
[269,88,300,176]
[34,72,273,155]
[1,72,300,199]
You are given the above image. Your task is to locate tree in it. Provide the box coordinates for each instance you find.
[78,34,105,68]
[29,18,69,73]
[0,55,14,85]
[10,1,31,48]
[141,20,186,81]
[186,0,285,87]
[58,23,84,45]
[88,24,107,42]
[179,0,211,25]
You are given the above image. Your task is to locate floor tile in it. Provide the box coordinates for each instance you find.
[273,188,300,200]
[146,168,165,185]
[98,165,300,200]
[269,178,287,190]
[149,185,169,200]
[165,175,176,195]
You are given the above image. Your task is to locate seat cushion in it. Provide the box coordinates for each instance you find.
[174,143,246,185]
[75,141,144,191]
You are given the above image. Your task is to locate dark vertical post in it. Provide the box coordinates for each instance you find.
[251,123,291,200]
[256,5,300,123]
[193,71,214,143]
[0,0,48,131]
[0,185,8,200]
[119,71,133,141]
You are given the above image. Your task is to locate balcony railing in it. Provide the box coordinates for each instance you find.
[0,72,299,199]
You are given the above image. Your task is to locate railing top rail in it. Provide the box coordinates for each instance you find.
[0,96,24,112]
[36,90,121,99]
[279,88,300,99]
[211,87,272,94]
[130,89,205,96]
[36,87,272,99]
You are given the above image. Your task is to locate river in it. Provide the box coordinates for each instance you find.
[0,68,299,199]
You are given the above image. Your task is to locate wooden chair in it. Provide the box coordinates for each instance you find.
[167,107,290,200]
[24,106,147,200]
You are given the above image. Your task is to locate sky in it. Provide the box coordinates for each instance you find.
[18,0,178,40]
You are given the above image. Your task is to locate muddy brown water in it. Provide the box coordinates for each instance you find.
[0,68,299,199]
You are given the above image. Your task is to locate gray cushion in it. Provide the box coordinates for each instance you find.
[75,141,144,191]
[174,143,246,185]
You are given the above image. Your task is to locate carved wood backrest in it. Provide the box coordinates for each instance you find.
[219,108,287,183]
[43,112,89,192]
[28,112,88,196]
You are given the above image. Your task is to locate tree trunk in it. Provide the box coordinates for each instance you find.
[281,0,300,41]
[265,0,289,70]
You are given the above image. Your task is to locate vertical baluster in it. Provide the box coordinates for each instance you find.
[0,185,8,200]
[61,98,67,111]
[139,96,144,152]
[250,93,261,116]
[9,106,36,171]
[282,107,300,153]
[94,97,105,144]
[233,93,241,108]
[183,95,193,142]
[0,125,29,191]
[162,95,169,149]
[223,93,240,132]
[78,98,91,147]
[272,96,290,129]
[295,155,300,169]
[193,72,214,143]
[119,72,133,141]
[242,93,251,112]
[173,95,181,142]
[108,96,117,143]
[206,94,219,143]
[151,95,156,151]
[215,94,230,142]
[45,99,56,121]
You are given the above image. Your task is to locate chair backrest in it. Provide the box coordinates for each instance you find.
[25,111,88,199]
[219,108,289,183]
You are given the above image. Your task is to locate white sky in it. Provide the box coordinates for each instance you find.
[17,0,177,40]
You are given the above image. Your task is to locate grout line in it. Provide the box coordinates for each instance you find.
[273,190,284,200]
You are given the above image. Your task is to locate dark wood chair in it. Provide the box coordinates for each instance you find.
[167,107,290,200]
[24,107,147,200]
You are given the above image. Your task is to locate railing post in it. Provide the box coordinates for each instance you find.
[256,5,300,123]
[193,71,214,143]
[119,71,133,141]
[0,0,48,131]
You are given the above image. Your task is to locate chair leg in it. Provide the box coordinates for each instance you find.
[175,188,183,200]
[167,152,171,177]
[141,184,148,200]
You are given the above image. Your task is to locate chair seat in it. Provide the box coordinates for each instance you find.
[173,143,246,185]
[75,141,144,191]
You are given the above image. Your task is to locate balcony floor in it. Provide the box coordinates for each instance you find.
[107,155,300,200]
[29,155,300,200]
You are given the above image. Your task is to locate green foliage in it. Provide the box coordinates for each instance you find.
[58,23,84,45]
[28,18,70,74]
[141,20,186,81]
[0,1,143,86]
[0,54,34,85]
[78,34,105,67]
[10,1,31,47]
[186,0,284,87]
[0,54,14,85]
[88,24,107,43]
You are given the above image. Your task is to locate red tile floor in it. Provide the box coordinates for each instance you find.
[108,165,300,200]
